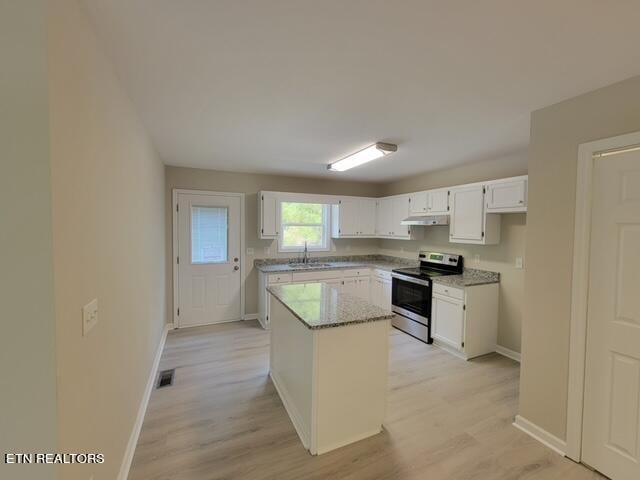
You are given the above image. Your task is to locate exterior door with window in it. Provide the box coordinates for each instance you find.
[176,192,242,327]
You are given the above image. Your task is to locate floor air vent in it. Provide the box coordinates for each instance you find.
[156,369,175,389]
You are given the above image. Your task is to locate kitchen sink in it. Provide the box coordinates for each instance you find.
[287,263,333,269]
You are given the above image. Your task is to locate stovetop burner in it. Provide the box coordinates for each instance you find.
[391,267,451,279]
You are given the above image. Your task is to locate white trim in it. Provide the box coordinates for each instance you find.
[269,370,310,449]
[172,189,246,328]
[495,344,521,362]
[513,415,567,457]
[242,313,258,321]
[565,130,640,462]
[118,324,169,480]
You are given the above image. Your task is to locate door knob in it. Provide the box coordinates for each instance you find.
[234,257,239,262]
[233,265,239,271]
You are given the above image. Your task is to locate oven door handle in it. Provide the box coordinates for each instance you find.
[391,272,430,287]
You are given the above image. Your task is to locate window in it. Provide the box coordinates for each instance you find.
[191,206,228,263]
[279,202,330,252]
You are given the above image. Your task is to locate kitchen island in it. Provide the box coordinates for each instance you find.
[267,282,393,455]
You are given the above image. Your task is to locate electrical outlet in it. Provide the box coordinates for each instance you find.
[473,254,481,265]
[515,256,524,269]
[82,299,98,336]
[264,246,270,255]
[246,247,254,255]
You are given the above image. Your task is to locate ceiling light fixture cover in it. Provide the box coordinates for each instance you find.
[328,142,398,172]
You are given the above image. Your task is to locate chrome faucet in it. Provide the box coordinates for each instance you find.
[303,241,309,264]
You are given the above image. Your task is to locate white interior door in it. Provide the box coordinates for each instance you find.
[582,149,640,480]
[176,192,242,328]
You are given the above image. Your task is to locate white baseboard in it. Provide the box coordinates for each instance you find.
[495,344,521,362]
[513,415,566,456]
[118,324,169,480]
[243,313,258,321]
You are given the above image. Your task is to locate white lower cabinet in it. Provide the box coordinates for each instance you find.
[342,276,370,301]
[432,293,465,350]
[259,268,379,329]
[431,282,499,360]
[371,270,392,311]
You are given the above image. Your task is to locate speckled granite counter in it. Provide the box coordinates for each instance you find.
[267,282,394,330]
[255,254,418,274]
[432,268,500,287]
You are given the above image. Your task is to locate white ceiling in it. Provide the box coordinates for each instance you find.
[84,0,640,181]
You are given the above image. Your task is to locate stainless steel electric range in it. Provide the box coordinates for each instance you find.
[391,251,464,343]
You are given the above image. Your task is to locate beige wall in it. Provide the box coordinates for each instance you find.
[379,152,528,353]
[519,75,640,440]
[48,1,166,479]
[165,166,381,316]
[0,2,58,479]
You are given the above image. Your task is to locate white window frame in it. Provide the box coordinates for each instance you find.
[277,201,331,253]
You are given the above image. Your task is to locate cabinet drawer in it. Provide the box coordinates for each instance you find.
[267,273,292,284]
[292,270,341,282]
[433,283,464,300]
[374,269,391,281]
[342,268,370,278]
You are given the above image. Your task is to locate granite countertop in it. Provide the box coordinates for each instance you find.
[255,254,418,274]
[267,282,394,330]
[431,268,500,287]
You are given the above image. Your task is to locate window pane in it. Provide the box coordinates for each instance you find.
[282,225,323,248]
[191,206,228,264]
[281,202,323,224]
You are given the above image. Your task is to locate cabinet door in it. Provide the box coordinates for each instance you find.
[449,185,484,242]
[370,278,383,308]
[376,198,393,236]
[382,279,392,311]
[486,178,527,212]
[338,199,358,236]
[357,277,371,302]
[358,199,377,235]
[391,196,410,237]
[342,278,359,297]
[427,189,449,215]
[409,191,428,215]
[260,193,278,238]
[432,294,465,350]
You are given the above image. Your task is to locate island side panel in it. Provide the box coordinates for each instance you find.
[269,295,314,448]
[312,319,391,455]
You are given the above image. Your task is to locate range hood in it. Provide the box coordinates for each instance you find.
[401,215,449,226]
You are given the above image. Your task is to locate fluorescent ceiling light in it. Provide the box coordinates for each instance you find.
[328,142,398,172]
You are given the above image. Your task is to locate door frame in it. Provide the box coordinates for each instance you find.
[566,130,640,461]
[172,189,246,328]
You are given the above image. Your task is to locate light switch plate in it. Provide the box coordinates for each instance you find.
[82,299,98,336]
[515,257,524,269]
[473,254,481,265]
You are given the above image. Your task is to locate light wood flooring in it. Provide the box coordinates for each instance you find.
[130,320,601,480]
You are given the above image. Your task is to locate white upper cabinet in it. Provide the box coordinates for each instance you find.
[376,198,393,236]
[449,185,500,245]
[375,196,422,240]
[427,188,449,215]
[409,191,428,215]
[392,196,411,238]
[359,199,377,235]
[409,189,449,216]
[332,198,377,237]
[485,175,528,213]
[259,191,278,239]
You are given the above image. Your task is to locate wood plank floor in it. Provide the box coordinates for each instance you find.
[130,320,601,480]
